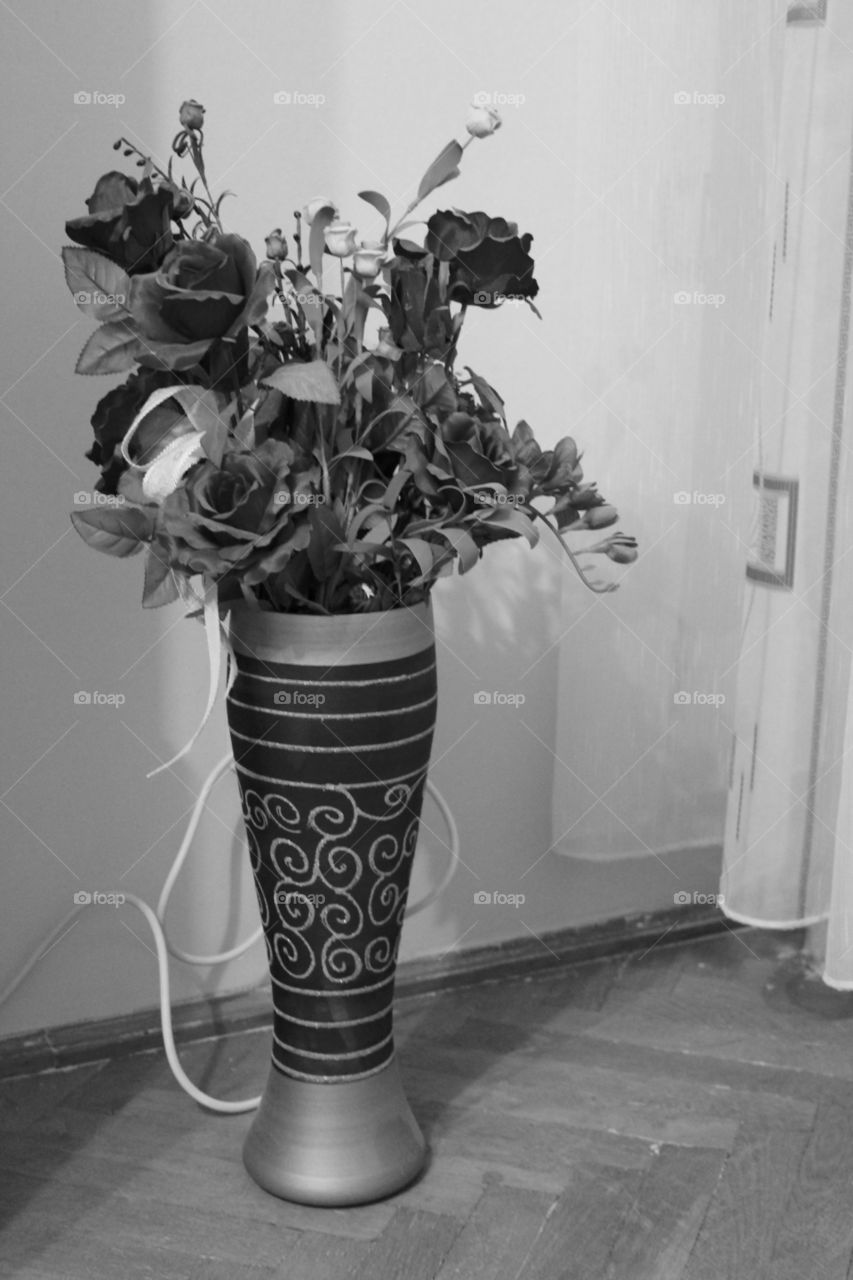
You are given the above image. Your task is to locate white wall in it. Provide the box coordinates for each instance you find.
[0,0,750,1038]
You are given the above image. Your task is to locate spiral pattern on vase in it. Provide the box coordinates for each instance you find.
[226,614,437,1082]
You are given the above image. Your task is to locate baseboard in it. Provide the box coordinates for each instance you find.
[0,904,738,1080]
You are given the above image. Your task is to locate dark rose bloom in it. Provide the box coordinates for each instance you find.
[86,367,176,494]
[65,172,174,275]
[425,210,538,307]
[155,440,317,584]
[127,233,274,372]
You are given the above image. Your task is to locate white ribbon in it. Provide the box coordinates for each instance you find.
[147,578,238,779]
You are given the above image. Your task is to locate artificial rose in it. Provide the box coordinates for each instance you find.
[126,233,274,371]
[324,221,358,257]
[65,171,174,275]
[155,439,317,584]
[352,240,387,279]
[179,99,205,131]
[303,197,337,226]
[425,209,538,307]
[466,102,502,138]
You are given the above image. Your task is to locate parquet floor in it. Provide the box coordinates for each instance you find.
[2,927,852,1279]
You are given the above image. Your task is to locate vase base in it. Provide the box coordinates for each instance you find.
[242,1055,427,1206]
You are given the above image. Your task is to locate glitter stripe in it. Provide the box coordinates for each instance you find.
[234,760,425,790]
[234,660,436,688]
[274,1002,393,1029]
[226,692,437,720]
[270,971,396,997]
[229,724,434,752]
[271,1050,395,1084]
[272,1028,393,1060]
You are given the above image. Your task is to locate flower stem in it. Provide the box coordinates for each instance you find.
[531,510,618,594]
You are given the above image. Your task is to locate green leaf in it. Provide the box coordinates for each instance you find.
[355,369,374,403]
[416,140,463,203]
[142,545,182,607]
[308,206,337,292]
[464,366,506,422]
[261,360,340,404]
[358,190,392,228]
[347,501,393,545]
[479,504,540,547]
[284,268,325,346]
[306,502,346,581]
[62,247,131,321]
[382,467,413,511]
[70,505,154,557]
[333,445,374,463]
[400,536,435,580]
[438,525,480,573]
[75,322,145,376]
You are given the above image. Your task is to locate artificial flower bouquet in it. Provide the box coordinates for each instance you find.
[65,99,636,616]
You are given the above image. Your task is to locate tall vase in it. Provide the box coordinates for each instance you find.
[224,599,437,1206]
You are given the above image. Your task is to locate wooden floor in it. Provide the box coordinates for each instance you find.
[2,927,853,1280]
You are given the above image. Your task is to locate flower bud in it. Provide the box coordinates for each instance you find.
[265,228,288,261]
[607,542,638,564]
[466,102,502,138]
[585,504,618,530]
[179,99,205,131]
[303,197,337,226]
[324,220,359,258]
[352,240,387,279]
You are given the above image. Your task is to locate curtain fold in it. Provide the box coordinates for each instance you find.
[721,3,853,984]
[551,1,787,867]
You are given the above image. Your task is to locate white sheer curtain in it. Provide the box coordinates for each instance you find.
[551,3,786,864]
[721,4,853,988]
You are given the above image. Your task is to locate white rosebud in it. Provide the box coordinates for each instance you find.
[324,220,359,258]
[303,197,337,226]
[352,240,387,279]
[466,102,502,138]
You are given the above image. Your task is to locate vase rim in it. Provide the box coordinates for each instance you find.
[225,600,435,667]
